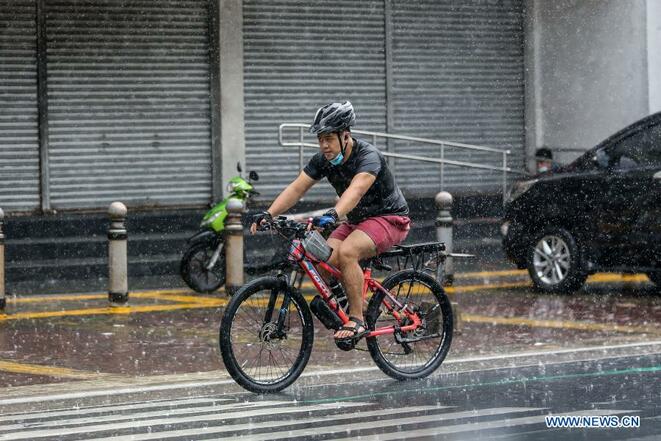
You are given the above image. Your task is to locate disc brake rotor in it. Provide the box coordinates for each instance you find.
[259,322,282,350]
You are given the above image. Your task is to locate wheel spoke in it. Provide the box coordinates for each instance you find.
[533,248,551,261]
[555,261,565,280]
[541,239,553,256]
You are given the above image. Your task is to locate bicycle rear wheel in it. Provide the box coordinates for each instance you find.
[366,269,453,380]
[219,276,314,393]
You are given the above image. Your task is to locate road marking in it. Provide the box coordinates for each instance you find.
[0,397,235,423]
[87,407,528,441]
[199,408,543,441]
[332,409,634,441]
[446,280,530,293]
[0,301,226,322]
[7,290,216,304]
[0,360,109,380]
[462,313,661,335]
[0,400,338,433]
[589,273,649,283]
[0,401,371,440]
[454,269,526,278]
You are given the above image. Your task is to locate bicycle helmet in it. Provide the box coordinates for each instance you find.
[309,101,355,135]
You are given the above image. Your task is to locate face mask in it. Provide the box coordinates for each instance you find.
[329,152,344,166]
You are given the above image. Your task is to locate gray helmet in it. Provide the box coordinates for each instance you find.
[309,101,355,135]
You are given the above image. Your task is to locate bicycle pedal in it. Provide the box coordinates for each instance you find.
[335,338,356,351]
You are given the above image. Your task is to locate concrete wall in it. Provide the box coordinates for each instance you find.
[217,0,245,196]
[525,0,650,168]
[649,0,661,114]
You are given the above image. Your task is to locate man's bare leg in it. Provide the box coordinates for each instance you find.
[334,229,377,339]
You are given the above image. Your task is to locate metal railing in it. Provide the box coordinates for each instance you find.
[278,123,524,203]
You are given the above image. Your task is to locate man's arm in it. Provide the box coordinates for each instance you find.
[267,171,317,217]
[334,172,376,218]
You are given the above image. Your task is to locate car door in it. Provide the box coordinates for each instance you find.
[627,125,661,265]
[643,170,661,264]
[597,123,661,266]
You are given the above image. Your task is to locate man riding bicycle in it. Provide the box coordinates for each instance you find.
[251,101,410,346]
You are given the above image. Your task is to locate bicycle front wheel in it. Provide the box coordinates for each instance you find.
[219,276,314,393]
[366,270,453,381]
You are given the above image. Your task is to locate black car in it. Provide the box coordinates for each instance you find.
[502,112,661,293]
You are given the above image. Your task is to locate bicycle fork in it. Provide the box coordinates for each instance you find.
[261,272,300,341]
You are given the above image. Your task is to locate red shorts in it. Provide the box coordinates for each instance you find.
[329,215,411,254]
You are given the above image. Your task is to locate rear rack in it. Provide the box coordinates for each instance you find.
[372,241,474,279]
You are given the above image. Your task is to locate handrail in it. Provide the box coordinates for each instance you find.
[278,123,525,203]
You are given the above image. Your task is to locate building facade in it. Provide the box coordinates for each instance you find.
[1,0,658,213]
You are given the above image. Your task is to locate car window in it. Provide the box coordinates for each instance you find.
[608,123,661,169]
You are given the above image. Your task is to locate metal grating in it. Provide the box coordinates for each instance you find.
[0,0,40,212]
[45,0,213,209]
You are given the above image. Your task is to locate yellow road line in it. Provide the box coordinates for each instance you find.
[0,301,227,322]
[10,289,195,304]
[588,273,649,283]
[454,269,526,279]
[13,294,107,303]
[447,281,531,293]
[0,360,109,380]
[462,313,661,335]
[134,292,223,305]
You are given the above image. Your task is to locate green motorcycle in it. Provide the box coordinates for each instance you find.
[180,164,259,293]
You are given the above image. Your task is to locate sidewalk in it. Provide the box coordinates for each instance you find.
[0,267,658,390]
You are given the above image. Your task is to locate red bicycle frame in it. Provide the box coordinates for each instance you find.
[288,238,422,338]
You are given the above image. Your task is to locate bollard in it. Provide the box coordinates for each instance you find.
[435,191,461,332]
[224,198,244,295]
[0,208,5,310]
[108,202,129,305]
[435,191,454,285]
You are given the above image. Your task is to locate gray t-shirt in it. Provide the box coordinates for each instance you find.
[303,137,409,224]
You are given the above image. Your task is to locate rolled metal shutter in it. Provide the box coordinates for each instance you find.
[243,0,387,201]
[391,0,525,195]
[0,0,40,212]
[46,0,212,209]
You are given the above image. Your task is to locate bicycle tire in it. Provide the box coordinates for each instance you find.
[366,269,453,381]
[219,276,314,393]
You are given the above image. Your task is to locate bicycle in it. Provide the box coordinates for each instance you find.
[219,216,454,393]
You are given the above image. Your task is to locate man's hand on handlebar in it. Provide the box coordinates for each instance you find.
[250,211,272,234]
[310,208,339,231]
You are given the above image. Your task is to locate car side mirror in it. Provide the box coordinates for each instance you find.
[249,171,259,181]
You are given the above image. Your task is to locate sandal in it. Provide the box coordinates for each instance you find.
[334,316,369,351]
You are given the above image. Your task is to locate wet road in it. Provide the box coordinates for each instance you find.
[0,249,659,440]
[1,267,658,387]
[0,344,659,440]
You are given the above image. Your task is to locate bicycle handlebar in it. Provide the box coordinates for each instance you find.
[257,216,309,237]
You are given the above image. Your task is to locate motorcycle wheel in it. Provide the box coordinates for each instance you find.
[180,241,226,293]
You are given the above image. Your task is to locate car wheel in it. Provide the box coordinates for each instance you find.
[527,228,587,294]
